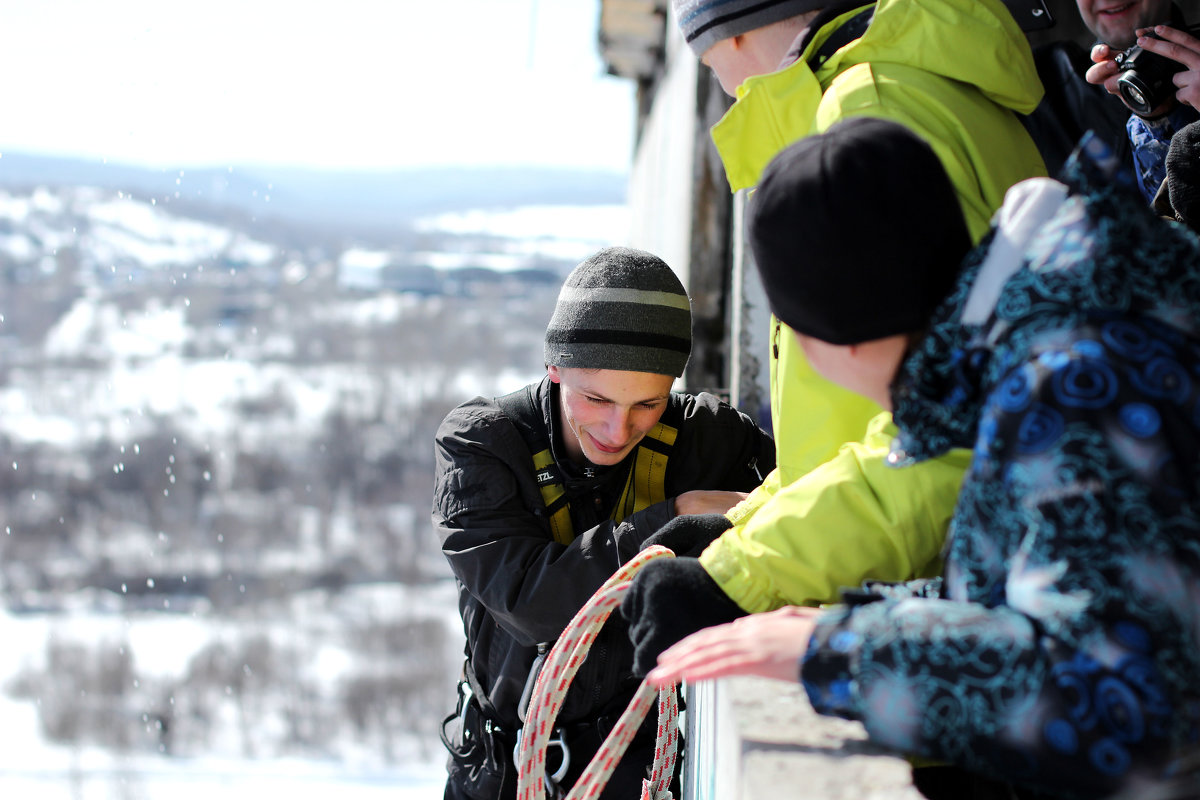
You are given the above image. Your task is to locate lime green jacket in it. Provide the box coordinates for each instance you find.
[701,0,1047,612]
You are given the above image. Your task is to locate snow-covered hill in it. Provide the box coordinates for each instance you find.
[0,151,630,241]
[0,176,630,797]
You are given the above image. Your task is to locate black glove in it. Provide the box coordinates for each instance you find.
[620,557,747,677]
[640,513,732,558]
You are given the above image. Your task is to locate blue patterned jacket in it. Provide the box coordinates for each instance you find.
[801,137,1200,798]
[1127,103,1199,203]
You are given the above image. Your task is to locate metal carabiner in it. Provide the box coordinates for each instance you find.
[457,680,475,736]
[513,727,572,794]
[546,729,571,784]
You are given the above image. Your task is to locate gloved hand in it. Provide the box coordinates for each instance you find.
[640,513,732,558]
[620,557,747,677]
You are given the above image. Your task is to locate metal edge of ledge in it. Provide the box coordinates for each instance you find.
[683,680,739,800]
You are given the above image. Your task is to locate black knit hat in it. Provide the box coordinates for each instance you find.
[1167,120,1200,232]
[672,0,824,56]
[545,247,692,377]
[747,117,972,346]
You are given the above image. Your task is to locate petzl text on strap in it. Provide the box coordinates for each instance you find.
[494,386,575,546]
[531,448,573,545]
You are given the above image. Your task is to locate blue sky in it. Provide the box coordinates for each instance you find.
[0,0,635,172]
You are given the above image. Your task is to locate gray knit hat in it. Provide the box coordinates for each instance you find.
[545,247,692,377]
[673,0,824,56]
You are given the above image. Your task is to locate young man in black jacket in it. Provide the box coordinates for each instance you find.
[434,246,774,800]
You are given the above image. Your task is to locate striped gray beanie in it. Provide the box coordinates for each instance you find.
[545,247,692,377]
[673,0,825,56]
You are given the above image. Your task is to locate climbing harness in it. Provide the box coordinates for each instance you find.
[495,385,680,545]
[515,545,680,800]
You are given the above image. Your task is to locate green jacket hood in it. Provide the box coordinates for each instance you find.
[834,0,1042,115]
[714,0,1045,193]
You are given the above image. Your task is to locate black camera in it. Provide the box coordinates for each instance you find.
[1114,24,1200,117]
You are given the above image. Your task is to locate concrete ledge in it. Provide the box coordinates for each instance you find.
[685,676,924,800]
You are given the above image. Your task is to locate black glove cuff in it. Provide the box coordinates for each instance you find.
[640,512,733,558]
[620,557,746,677]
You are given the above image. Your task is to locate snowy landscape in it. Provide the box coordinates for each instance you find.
[0,161,630,798]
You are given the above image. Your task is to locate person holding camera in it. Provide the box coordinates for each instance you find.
[1084,2,1200,202]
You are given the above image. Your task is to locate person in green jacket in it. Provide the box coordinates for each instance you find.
[622,0,1049,663]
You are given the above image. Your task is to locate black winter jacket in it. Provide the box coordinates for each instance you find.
[433,375,774,728]
[1021,39,1131,177]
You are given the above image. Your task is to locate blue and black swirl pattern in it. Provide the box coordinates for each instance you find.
[801,138,1200,798]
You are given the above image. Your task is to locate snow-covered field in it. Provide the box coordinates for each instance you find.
[0,741,445,800]
[0,190,634,798]
[0,582,460,799]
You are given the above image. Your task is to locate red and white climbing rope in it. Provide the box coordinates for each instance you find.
[516,545,680,800]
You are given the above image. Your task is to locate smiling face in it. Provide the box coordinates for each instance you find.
[1076,0,1172,48]
[547,366,674,467]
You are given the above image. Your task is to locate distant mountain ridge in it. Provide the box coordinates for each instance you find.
[0,151,628,241]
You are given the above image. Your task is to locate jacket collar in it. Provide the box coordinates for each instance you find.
[784,0,874,66]
[711,5,870,192]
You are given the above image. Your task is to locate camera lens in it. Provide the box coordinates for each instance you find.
[1120,79,1151,115]
[1113,68,1161,117]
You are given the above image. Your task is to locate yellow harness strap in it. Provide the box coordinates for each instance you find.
[611,420,678,524]
[533,448,574,546]
[533,419,679,546]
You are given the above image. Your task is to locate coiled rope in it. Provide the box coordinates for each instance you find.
[516,545,680,800]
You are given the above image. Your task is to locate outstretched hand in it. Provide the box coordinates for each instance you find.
[646,606,824,687]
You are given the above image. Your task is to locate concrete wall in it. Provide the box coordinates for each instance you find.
[627,25,698,287]
[623,5,770,406]
[684,677,924,800]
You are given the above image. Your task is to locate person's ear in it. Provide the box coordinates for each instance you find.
[547,365,562,384]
